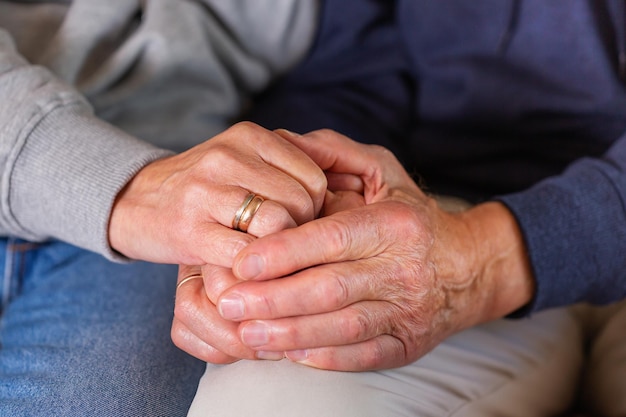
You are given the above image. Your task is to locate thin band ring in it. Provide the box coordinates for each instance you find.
[176,273,203,291]
[232,193,265,233]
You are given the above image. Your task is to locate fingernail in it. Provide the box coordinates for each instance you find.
[241,322,270,347]
[285,349,308,362]
[256,351,285,361]
[237,254,263,280]
[218,294,245,320]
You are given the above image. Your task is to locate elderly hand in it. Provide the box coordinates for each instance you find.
[169,129,365,364]
[212,129,536,371]
[108,122,327,265]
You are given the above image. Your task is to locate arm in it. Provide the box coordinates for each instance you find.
[0,0,320,260]
[0,29,169,260]
[498,132,626,313]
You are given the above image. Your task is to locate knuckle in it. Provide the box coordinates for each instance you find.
[367,143,390,155]
[321,217,354,261]
[283,324,300,343]
[170,322,184,348]
[253,209,292,235]
[229,121,274,150]
[297,196,316,222]
[279,184,316,224]
[173,297,197,324]
[339,308,370,341]
[308,128,340,142]
[312,170,328,195]
[202,143,240,172]
[320,272,351,309]
[362,339,387,369]
[317,128,339,136]
[367,144,398,165]
[230,121,260,137]
[223,234,253,262]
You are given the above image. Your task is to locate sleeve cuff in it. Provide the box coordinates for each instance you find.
[496,156,626,315]
[8,102,173,261]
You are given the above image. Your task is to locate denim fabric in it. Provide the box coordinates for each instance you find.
[0,238,205,417]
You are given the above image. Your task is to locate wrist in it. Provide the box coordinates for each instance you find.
[460,202,535,321]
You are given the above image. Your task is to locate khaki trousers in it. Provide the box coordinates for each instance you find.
[186,302,626,416]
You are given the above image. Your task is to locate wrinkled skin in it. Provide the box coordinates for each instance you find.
[171,128,534,371]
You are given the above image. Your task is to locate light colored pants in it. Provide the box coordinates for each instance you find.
[187,301,625,417]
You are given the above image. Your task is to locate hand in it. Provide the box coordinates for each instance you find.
[213,129,535,371]
[171,264,274,364]
[108,122,327,265]
[170,161,365,364]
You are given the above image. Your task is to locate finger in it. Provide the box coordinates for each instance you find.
[171,186,295,266]
[233,163,320,226]
[177,222,254,267]
[237,301,392,351]
[174,269,256,360]
[322,190,366,216]
[280,128,416,199]
[326,172,364,193]
[171,316,239,364]
[275,128,372,174]
[205,185,297,237]
[219,258,385,321]
[285,335,407,371]
[235,124,327,219]
[201,263,240,305]
[233,203,406,281]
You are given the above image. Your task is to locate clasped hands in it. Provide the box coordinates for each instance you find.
[109,122,534,372]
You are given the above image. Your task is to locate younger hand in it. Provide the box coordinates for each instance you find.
[108,122,327,266]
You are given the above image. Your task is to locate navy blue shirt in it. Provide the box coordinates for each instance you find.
[247,0,626,314]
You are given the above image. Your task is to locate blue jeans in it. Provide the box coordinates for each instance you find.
[0,238,205,416]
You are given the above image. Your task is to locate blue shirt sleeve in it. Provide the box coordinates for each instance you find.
[498,133,626,314]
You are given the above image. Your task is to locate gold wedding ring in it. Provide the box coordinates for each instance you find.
[176,273,203,291]
[232,193,265,233]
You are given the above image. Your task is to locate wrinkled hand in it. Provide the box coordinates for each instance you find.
[211,129,535,371]
[108,122,327,265]
[170,149,365,364]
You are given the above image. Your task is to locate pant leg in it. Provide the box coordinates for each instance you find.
[188,307,584,417]
[581,300,626,417]
[0,239,205,417]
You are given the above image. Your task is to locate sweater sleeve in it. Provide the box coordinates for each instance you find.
[497,132,626,314]
[0,30,172,260]
[0,0,319,260]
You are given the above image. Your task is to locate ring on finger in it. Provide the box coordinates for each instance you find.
[232,192,265,233]
[176,273,203,291]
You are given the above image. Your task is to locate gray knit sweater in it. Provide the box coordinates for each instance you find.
[0,0,318,259]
